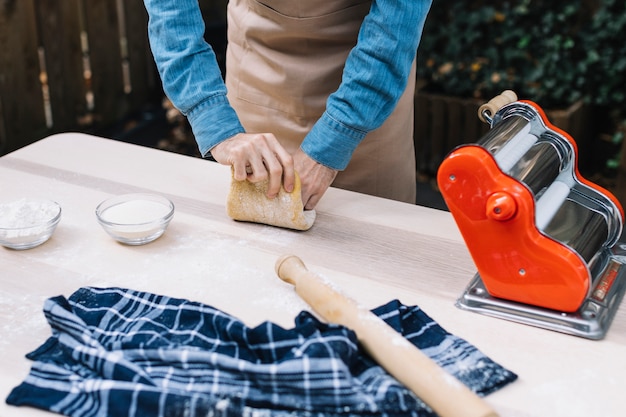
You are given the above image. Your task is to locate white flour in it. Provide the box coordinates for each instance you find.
[100,200,171,224]
[0,199,60,236]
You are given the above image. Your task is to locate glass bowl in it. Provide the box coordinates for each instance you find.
[96,193,175,245]
[0,198,62,250]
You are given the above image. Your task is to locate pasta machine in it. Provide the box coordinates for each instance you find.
[437,91,626,339]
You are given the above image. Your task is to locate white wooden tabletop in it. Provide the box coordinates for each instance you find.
[1,133,625,417]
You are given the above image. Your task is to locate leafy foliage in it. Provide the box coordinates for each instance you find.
[417,0,626,117]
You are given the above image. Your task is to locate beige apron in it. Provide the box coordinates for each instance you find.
[225,0,417,204]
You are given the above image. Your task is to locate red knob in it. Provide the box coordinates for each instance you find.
[486,191,517,221]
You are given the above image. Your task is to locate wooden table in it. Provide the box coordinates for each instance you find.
[1,133,625,417]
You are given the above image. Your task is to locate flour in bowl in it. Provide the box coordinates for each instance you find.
[0,199,60,229]
[100,200,171,224]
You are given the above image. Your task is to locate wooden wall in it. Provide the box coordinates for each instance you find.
[0,0,161,156]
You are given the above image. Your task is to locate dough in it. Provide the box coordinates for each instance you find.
[226,170,316,231]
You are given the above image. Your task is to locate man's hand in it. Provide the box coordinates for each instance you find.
[210,133,295,199]
[293,149,338,210]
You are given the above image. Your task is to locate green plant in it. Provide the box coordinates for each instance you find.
[417,0,625,115]
[578,0,626,116]
[416,0,626,173]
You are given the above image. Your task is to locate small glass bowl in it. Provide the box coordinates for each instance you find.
[96,193,175,245]
[0,198,62,250]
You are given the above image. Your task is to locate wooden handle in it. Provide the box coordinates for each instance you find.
[478,90,518,123]
[275,254,499,417]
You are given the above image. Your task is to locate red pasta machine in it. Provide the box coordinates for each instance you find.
[437,91,626,339]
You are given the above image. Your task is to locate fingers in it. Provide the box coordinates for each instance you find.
[250,150,282,198]
[303,192,323,211]
[232,159,249,182]
[211,135,336,209]
[293,149,337,210]
[273,145,295,194]
[210,133,295,198]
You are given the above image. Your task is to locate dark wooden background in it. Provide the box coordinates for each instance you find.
[0,0,163,155]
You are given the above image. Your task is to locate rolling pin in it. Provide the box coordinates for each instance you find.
[275,254,498,417]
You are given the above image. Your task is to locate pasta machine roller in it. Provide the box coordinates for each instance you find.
[437,91,626,339]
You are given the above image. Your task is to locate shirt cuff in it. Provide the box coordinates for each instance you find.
[186,95,245,158]
[301,112,367,170]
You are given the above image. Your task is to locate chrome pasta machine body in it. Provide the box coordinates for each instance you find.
[437,91,626,339]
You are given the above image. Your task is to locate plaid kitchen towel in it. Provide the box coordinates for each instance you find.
[6,287,516,417]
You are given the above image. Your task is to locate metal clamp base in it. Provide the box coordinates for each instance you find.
[456,244,626,340]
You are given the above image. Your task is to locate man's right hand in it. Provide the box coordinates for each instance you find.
[209,133,295,199]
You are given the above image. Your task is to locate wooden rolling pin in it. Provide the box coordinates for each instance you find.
[275,254,498,417]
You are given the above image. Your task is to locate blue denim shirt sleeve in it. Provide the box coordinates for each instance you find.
[144,0,244,157]
[302,0,432,170]
[144,0,432,169]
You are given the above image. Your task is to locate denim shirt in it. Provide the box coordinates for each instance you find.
[144,0,432,170]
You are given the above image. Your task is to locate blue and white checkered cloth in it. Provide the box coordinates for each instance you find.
[7,287,516,416]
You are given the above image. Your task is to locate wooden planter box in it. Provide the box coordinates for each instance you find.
[413,89,595,179]
[413,91,488,178]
